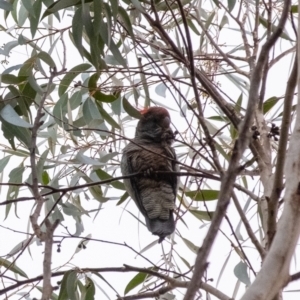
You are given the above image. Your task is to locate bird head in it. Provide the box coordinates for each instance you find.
[135,107,174,144]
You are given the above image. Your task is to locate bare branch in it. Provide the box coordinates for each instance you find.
[267,55,297,247]
[0,264,231,300]
[183,1,291,299]
[231,192,266,258]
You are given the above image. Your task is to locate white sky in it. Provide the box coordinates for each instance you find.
[0,1,300,300]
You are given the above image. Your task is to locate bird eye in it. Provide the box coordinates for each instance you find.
[161,116,170,128]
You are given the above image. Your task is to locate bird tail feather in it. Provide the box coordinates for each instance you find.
[145,212,175,243]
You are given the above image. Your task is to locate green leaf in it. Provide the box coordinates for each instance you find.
[0,0,13,11]
[219,14,229,30]
[75,152,105,166]
[187,18,200,35]
[0,74,27,84]
[75,234,92,254]
[130,0,146,13]
[42,171,50,185]
[74,170,104,202]
[108,38,127,66]
[82,4,101,71]
[7,237,36,257]
[185,190,219,201]
[1,119,31,149]
[154,0,191,11]
[99,22,126,66]
[28,74,43,95]
[95,169,125,190]
[235,93,243,114]
[181,237,199,254]
[189,209,214,221]
[58,63,91,96]
[66,270,78,299]
[36,149,49,183]
[263,96,279,114]
[178,255,190,268]
[200,11,215,48]
[53,93,69,127]
[11,0,18,22]
[19,57,36,76]
[42,0,83,19]
[291,5,297,13]
[0,156,11,173]
[38,51,56,68]
[125,270,151,295]
[58,271,73,300]
[82,97,102,124]
[96,103,121,129]
[122,97,141,119]
[214,142,230,161]
[28,0,42,38]
[69,91,83,110]
[103,3,112,45]
[0,257,28,278]
[93,0,103,34]
[72,7,83,56]
[88,73,99,90]
[0,41,19,56]
[118,6,134,39]
[93,91,120,103]
[0,105,32,128]
[82,3,94,38]
[20,80,37,108]
[227,0,236,12]
[3,149,30,157]
[109,0,118,20]
[84,277,96,300]
[234,261,251,286]
[21,0,35,16]
[5,166,25,218]
[116,191,129,205]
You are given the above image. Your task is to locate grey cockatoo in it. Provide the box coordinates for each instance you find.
[121,107,179,243]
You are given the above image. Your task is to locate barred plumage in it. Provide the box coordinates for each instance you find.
[121,107,179,243]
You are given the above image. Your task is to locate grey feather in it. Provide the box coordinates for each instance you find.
[121,107,179,243]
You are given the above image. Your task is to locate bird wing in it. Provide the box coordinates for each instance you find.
[121,142,178,220]
[121,152,148,217]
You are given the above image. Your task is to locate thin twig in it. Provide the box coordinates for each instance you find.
[231,192,266,258]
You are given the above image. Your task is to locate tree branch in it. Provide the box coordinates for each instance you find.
[0,264,231,300]
[267,55,297,247]
[183,1,291,299]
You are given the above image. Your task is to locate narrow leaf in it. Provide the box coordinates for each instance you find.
[38,51,56,68]
[122,97,141,119]
[0,105,32,128]
[263,96,279,114]
[124,270,150,295]
[0,0,12,11]
[185,190,219,201]
[0,257,28,278]
[58,63,91,96]
[95,169,125,190]
[72,7,83,56]
[58,271,73,300]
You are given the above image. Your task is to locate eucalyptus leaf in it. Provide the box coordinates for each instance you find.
[234,261,251,286]
[0,257,28,278]
[0,105,32,128]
